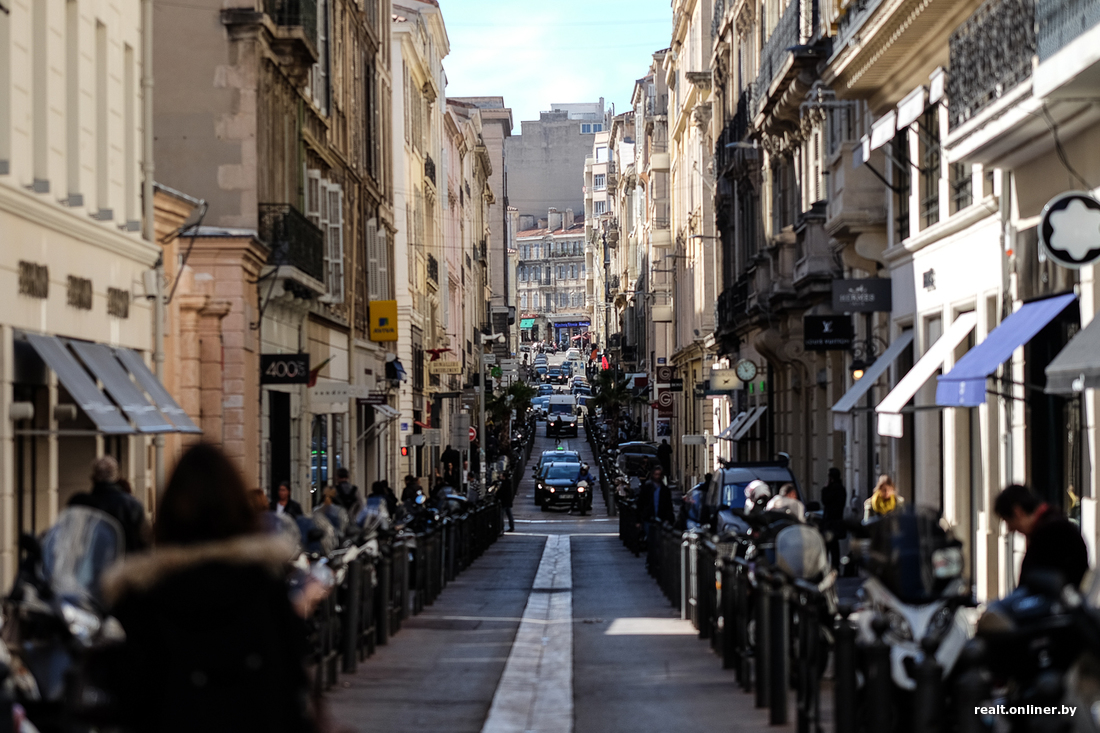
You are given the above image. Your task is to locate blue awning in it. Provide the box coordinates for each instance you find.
[936,293,1076,407]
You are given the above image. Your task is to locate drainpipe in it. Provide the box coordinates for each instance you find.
[143,0,163,500]
[999,169,1014,593]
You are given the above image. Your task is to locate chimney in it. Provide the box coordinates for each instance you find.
[519,214,536,230]
[548,208,563,232]
[564,209,574,228]
[538,217,548,230]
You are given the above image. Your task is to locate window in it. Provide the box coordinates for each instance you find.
[594,174,606,191]
[893,130,910,243]
[310,0,331,115]
[520,265,527,281]
[951,162,972,214]
[307,169,345,302]
[521,293,527,309]
[558,265,565,280]
[570,264,577,279]
[545,294,552,310]
[580,123,603,133]
[367,219,391,301]
[533,265,540,281]
[595,147,608,163]
[919,109,940,230]
[594,201,606,215]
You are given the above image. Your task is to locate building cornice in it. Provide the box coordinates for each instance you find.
[882,195,999,266]
[0,182,159,265]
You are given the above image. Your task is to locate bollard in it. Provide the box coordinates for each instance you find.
[376,548,392,645]
[755,578,771,708]
[735,560,753,690]
[865,616,893,733]
[681,536,691,622]
[768,578,789,725]
[833,613,856,733]
[341,555,363,674]
[913,636,943,733]
[794,586,820,733]
[954,640,991,733]
[719,560,737,670]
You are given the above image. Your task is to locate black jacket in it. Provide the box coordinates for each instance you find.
[333,480,360,512]
[270,499,304,518]
[1021,507,1089,589]
[638,480,675,525]
[69,482,150,553]
[101,534,315,733]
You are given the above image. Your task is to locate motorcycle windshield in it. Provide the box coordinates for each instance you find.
[40,506,123,607]
[867,507,956,604]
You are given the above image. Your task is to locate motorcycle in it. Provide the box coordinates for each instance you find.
[1,506,127,733]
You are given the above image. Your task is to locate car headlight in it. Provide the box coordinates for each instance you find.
[549,487,556,493]
[578,487,586,493]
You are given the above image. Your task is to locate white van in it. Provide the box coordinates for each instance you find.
[546,394,579,437]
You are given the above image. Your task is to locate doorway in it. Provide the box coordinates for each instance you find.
[269,391,291,499]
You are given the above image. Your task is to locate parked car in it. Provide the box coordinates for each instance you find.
[537,384,554,397]
[546,395,579,437]
[535,461,586,510]
[702,459,801,533]
[531,396,551,417]
[615,441,660,477]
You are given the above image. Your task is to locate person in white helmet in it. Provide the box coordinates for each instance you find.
[745,479,772,512]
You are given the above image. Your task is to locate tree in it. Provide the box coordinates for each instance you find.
[589,370,639,441]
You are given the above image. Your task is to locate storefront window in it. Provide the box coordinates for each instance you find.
[311,414,328,503]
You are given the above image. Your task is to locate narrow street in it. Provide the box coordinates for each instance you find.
[328,421,788,733]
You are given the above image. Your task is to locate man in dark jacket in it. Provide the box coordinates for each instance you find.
[994,484,1089,589]
[441,444,462,487]
[657,439,672,475]
[638,466,675,525]
[269,481,303,518]
[401,475,422,505]
[821,467,847,569]
[69,456,150,553]
[332,467,360,513]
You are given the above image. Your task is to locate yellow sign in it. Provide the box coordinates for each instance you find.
[369,300,398,341]
[427,360,463,375]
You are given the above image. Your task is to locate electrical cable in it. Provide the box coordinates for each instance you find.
[1040,105,1093,191]
[164,201,209,305]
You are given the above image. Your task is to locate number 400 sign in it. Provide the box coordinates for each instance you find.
[260,354,311,385]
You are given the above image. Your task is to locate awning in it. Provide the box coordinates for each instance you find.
[731,406,767,441]
[937,293,1076,407]
[69,341,175,433]
[831,330,915,418]
[1046,312,1100,395]
[717,410,750,440]
[877,312,978,438]
[24,334,134,434]
[115,348,203,433]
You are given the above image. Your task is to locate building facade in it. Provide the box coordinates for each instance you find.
[516,210,588,346]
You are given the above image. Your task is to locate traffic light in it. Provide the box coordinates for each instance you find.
[401,446,409,457]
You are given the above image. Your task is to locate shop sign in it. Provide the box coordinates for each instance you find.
[1040,191,1100,269]
[669,377,684,392]
[369,300,399,341]
[261,353,310,384]
[656,366,674,382]
[428,360,463,375]
[804,315,855,351]
[710,369,741,391]
[832,279,892,313]
[520,318,535,328]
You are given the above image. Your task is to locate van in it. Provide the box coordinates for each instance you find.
[546,394,579,437]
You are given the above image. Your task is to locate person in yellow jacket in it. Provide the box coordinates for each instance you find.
[864,474,905,521]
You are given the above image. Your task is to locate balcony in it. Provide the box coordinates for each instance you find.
[716,276,750,338]
[751,0,806,120]
[265,0,317,40]
[948,0,1035,129]
[1038,0,1100,60]
[716,87,754,175]
[425,155,436,186]
[257,0,318,83]
[259,203,325,286]
[645,94,669,118]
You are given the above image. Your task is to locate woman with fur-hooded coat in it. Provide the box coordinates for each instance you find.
[101,443,317,733]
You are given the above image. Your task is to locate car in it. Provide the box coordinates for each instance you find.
[571,384,592,397]
[546,367,567,385]
[546,395,579,437]
[532,449,581,487]
[535,461,589,511]
[535,365,548,379]
[615,441,660,477]
[537,384,554,397]
[564,348,582,361]
[702,460,801,533]
[531,396,551,417]
[520,345,532,353]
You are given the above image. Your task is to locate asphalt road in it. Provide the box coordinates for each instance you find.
[328,367,794,732]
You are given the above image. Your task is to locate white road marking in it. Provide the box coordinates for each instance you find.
[481,535,573,733]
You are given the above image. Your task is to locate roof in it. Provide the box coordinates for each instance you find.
[515,220,586,238]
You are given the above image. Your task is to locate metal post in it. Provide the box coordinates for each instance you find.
[769,579,789,725]
[833,615,856,733]
[479,339,487,485]
[865,618,892,733]
[341,556,362,674]
[955,640,991,733]
[913,637,944,733]
[142,0,163,504]
[755,579,770,709]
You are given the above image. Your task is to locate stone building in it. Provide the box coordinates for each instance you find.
[153,0,396,505]
[516,210,588,346]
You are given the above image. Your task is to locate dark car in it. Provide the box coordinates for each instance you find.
[537,384,554,397]
[535,462,588,511]
[546,367,566,384]
[703,460,800,533]
[615,441,660,477]
[532,449,581,483]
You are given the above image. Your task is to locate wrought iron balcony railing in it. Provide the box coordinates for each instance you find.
[425,155,436,185]
[716,86,753,171]
[258,203,324,283]
[716,276,750,333]
[1037,0,1100,60]
[427,254,439,284]
[264,0,318,46]
[751,0,802,118]
[948,0,1035,129]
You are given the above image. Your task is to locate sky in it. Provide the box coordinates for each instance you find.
[438,0,674,133]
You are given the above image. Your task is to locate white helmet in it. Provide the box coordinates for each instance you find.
[745,480,772,506]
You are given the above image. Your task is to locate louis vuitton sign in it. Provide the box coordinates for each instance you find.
[804,315,854,351]
[831,279,892,313]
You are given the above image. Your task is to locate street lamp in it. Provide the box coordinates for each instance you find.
[477,331,505,485]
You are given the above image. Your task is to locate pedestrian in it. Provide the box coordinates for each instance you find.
[994,484,1089,588]
[332,467,361,514]
[656,438,672,475]
[100,443,318,733]
[498,475,515,532]
[441,444,461,486]
[821,467,847,569]
[401,475,422,505]
[373,480,398,517]
[270,480,304,518]
[863,474,903,521]
[639,466,675,525]
[69,456,150,553]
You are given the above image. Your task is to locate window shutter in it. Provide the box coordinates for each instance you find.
[377,224,389,300]
[318,179,330,290]
[327,183,344,303]
[366,217,378,300]
[306,169,322,228]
